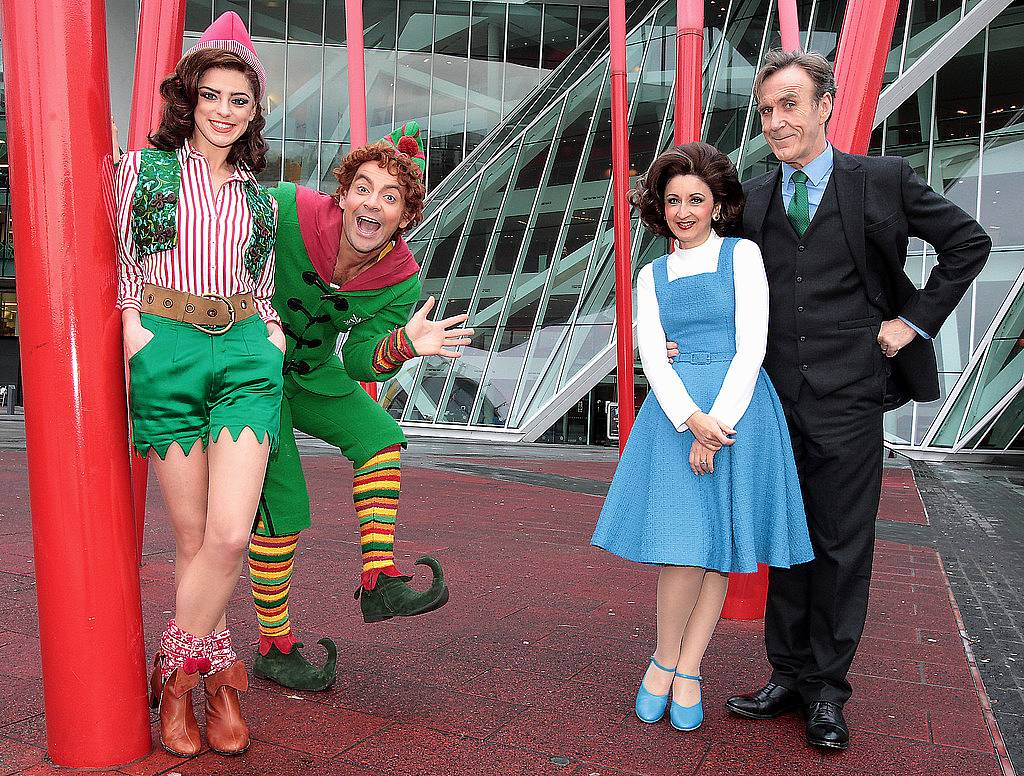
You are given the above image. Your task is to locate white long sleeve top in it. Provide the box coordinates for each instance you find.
[635,233,769,431]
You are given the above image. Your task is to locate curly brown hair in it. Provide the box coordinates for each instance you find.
[149,48,269,174]
[629,142,745,238]
[332,142,426,233]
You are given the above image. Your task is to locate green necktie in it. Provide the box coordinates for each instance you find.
[787,169,810,236]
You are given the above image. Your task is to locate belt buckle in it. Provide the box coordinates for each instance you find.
[689,352,711,365]
[192,293,235,335]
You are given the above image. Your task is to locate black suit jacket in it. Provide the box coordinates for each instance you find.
[742,149,991,408]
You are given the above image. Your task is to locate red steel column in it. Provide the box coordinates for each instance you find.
[1,0,151,766]
[827,0,901,153]
[345,0,377,399]
[126,0,188,562]
[609,0,635,453]
[674,0,703,145]
[777,0,801,52]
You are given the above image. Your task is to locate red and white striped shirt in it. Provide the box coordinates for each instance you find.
[115,139,279,324]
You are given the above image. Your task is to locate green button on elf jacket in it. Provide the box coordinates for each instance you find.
[268,181,421,398]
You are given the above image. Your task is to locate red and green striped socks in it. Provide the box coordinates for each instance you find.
[355,444,405,590]
[248,525,300,656]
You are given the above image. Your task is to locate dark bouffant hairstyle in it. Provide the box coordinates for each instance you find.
[332,142,427,233]
[629,142,745,238]
[149,48,268,174]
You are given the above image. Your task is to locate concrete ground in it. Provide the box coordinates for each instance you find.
[0,432,1019,775]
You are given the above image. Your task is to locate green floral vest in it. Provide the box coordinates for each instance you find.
[130,148,276,282]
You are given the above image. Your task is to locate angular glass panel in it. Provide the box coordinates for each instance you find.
[972,252,1022,350]
[256,139,284,186]
[318,142,348,193]
[885,80,934,158]
[251,2,285,40]
[434,1,470,56]
[288,0,324,43]
[931,363,982,447]
[543,6,579,70]
[320,47,350,143]
[913,372,961,445]
[427,53,468,185]
[509,325,572,426]
[507,3,542,68]
[394,52,433,133]
[398,0,434,53]
[254,42,287,139]
[185,0,213,34]
[364,2,399,50]
[365,49,398,140]
[905,0,963,71]
[985,2,1024,135]
[283,139,320,187]
[563,324,614,387]
[980,134,1024,248]
[930,140,980,219]
[972,386,1024,450]
[324,0,346,45]
[933,31,983,143]
[284,44,323,141]
[420,186,475,290]
[466,59,505,153]
[470,2,506,61]
[406,355,453,422]
[961,319,1024,437]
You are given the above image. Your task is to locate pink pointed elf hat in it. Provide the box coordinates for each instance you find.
[182,11,266,100]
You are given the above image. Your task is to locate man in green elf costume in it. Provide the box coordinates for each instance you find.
[247,121,472,691]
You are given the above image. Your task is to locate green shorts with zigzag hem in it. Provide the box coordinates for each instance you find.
[128,312,284,460]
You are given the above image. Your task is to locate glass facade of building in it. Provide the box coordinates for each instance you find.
[184,0,608,192]
[378,0,1024,457]
[0,0,1019,452]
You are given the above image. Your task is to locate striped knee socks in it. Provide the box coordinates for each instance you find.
[354,444,405,590]
[248,525,300,655]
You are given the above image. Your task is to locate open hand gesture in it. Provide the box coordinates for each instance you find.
[405,296,474,359]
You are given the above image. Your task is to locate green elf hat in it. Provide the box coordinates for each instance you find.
[380,121,426,177]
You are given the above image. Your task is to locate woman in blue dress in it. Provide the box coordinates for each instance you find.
[592,142,813,732]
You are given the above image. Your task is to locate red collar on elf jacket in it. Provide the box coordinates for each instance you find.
[295,184,420,292]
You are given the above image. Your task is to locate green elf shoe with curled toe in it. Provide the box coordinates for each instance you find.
[252,637,338,692]
[356,556,449,624]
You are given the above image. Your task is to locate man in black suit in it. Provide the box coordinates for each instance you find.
[673,49,990,750]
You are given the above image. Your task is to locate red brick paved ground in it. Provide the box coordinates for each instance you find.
[0,451,1007,775]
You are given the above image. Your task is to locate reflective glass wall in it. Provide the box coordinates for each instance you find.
[184,0,607,192]
[384,0,1024,456]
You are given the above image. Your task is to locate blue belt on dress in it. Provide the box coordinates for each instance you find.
[672,351,734,365]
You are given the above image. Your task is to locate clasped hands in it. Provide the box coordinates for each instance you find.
[668,338,735,477]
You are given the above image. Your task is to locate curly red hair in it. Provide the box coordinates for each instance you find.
[332,142,426,233]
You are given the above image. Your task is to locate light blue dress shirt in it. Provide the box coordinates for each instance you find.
[779,144,930,339]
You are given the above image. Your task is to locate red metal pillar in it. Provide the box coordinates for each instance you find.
[674,0,703,145]
[777,0,801,51]
[345,0,377,399]
[827,0,901,154]
[126,0,188,562]
[1,0,151,766]
[609,0,635,453]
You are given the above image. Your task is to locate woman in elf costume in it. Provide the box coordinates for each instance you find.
[246,122,472,691]
[115,12,281,757]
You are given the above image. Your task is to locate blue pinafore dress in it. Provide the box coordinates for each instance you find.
[591,238,813,573]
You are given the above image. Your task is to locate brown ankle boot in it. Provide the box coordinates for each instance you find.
[204,660,250,755]
[150,656,203,757]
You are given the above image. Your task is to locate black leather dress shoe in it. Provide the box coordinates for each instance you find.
[726,682,802,719]
[805,701,850,750]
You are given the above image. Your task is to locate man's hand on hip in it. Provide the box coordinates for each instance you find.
[877,318,917,358]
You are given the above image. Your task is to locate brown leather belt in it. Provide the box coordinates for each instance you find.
[141,283,258,335]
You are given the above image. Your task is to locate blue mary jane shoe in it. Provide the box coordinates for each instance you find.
[635,656,675,723]
[669,672,704,731]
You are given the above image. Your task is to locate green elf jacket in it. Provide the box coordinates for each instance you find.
[255,181,421,537]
